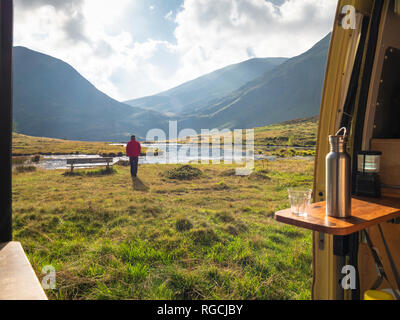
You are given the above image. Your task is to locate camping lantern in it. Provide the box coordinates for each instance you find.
[357,151,382,173]
[355,151,382,197]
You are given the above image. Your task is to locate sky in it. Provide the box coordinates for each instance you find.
[14,0,338,102]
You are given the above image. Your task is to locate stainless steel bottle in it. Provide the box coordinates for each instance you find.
[326,127,352,218]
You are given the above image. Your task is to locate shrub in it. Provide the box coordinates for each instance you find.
[163,165,202,180]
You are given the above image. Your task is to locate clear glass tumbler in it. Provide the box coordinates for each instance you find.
[288,188,312,216]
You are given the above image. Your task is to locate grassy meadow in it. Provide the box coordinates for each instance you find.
[13,160,314,300]
[11,118,318,300]
[182,116,318,158]
[253,116,318,147]
[12,132,128,156]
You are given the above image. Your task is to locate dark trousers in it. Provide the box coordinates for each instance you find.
[129,157,139,177]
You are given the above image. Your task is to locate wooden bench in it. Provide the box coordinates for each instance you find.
[0,242,47,300]
[66,157,114,173]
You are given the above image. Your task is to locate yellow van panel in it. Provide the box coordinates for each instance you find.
[395,0,400,15]
[312,0,374,300]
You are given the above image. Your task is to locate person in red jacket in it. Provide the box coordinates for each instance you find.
[126,135,141,178]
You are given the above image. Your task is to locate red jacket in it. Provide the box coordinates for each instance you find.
[126,140,141,157]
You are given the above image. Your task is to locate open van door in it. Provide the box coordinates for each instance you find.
[276,0,400,300]
[313,0,400,300]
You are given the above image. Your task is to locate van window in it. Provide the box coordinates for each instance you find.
[373,47,400,138]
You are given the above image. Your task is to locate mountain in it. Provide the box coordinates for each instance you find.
[13,46,169,141]
[178,33,331,131]
[124,57,287,115]
[179,34,331,130]
[13,33,330,142]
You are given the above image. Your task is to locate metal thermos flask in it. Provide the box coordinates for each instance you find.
[326,127,352,218]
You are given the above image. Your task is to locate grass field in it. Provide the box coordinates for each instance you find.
[180,117,318,158]
[12,160,314,300]
[11,118,317,300]
[254,116,318,147]
[12,133,128,156]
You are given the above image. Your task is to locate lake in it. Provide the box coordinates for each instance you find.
[37,143,312,170]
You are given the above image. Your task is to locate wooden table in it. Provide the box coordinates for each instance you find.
[275,197,400,235]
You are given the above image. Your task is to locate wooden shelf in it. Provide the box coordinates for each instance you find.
[275,197,400,235]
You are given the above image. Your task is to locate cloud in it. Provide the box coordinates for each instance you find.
[93,40,114,58]
[62,11,88,43]
[14,0,337,101]
[165,10,174,21]
[15,0,88,44]
[15,0,83,10]
[171,0,337,84]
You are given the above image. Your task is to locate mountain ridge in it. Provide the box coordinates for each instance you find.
[12,33,331,141]
[177,33,331,131]
[124,57,288,115]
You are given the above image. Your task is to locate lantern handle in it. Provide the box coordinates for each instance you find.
[336,127,347,137]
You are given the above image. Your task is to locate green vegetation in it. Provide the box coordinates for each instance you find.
[272,148,315,158]
[254,117,318,147]
[12,133,125,156]
[12,132,148,156]
[63,167,118,177]
[14,165,37,173]
[185,117,318,158]
[12,116,317,161]
[12,156,30,166]
[11,119,317,300]
[178,117,318,147]
[163,165,203,180]
[13,160,313,300]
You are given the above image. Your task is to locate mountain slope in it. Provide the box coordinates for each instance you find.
[179,33,331,130]
[13,46,168,141]
[124,57,287,115]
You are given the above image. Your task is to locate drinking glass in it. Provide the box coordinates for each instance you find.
[288,188,312,216]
